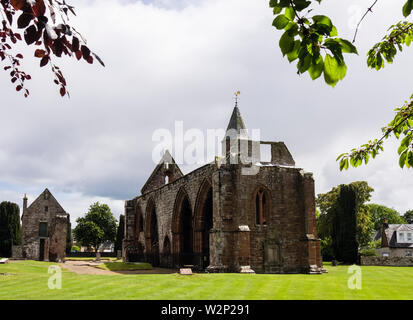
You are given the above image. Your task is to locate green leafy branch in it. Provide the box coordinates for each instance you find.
[270,0,358,87]
[337,95,413,170]
[270,0,413,85]
[269,0,413,170]
[367,21,413,70]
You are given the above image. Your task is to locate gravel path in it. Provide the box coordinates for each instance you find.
[61,260,115,275]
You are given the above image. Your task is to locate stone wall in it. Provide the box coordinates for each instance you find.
[21,189,68,262]
[361,256,413,266]
[376,247,413,258]
[11,245,23,259]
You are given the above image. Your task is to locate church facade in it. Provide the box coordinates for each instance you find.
[122,107,323,273]
[12,189,68,262]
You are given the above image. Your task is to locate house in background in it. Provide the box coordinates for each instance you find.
[12,189,68,262]
[99,240,114,252]
[374,220,413,258]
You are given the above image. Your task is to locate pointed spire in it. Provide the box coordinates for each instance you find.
[226,106,247,132]
[226,91,246,133]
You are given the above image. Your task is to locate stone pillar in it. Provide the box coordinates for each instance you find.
[301,171,323,273]
[235,225,252,272]
[206,229,227,272]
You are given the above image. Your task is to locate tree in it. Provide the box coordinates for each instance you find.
[403,209,413,223]
[65,214,71,254]
[73,202,117,254]
[73,220,103,253]
[0,0,104,98]
[114,214,124,253]
[367,204,406,230]
[317,181,374,249]
[332,184,358,263]
[269,0,413,169]
[0,201,21,257]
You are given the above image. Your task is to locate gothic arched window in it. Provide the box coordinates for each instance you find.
[255,188,269,225]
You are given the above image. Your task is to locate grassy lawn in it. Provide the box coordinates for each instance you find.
[95,262,152,271]
[1,260,413,299]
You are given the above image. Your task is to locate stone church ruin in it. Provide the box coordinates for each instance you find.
[123,106,323,274]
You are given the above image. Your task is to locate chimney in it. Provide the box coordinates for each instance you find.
[23,194,27,211]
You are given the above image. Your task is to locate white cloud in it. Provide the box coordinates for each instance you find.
[1,0,412,225]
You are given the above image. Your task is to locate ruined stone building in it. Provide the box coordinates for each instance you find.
[12,188,68,262]
[123,106,323,273]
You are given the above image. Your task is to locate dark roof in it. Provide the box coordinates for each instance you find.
[383,224,413,248]
[226,106,246,132]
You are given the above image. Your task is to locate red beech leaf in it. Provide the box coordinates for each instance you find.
[60,86,66,97]
[32,0,46,17]
[16,53,23,59]
[72,36,79,52]
[16,85,22,91]
[11,77,17,83]
[14,33,22,41]
[40,56,49,67]
[54,39,63,57]
[11,0,26,10]
[56,72,66,86]
[81,45,90,60]
[87,55,93,64]
[34,49,45,57]
[26,74,31,80]
[75,50,82,60]
[24,25,37,45]
[17,12,32,29]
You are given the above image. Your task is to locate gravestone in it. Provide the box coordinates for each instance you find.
[239,265,255,274]
[179,268,193,275]
[0,258,9,264]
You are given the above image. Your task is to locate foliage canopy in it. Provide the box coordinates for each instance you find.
[270,0,413,170]
[1,0,104,97]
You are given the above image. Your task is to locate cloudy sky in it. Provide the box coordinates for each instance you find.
[1,0,412,225]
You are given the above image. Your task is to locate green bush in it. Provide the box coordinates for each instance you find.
[359,248,377,256]
[71,245,80,252]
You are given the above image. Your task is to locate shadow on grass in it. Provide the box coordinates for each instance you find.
[94,262,178,274]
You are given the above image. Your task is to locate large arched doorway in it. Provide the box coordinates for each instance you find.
[194,180,213,269]
[172,188,194,267]
[180,196,193,265]
[136,206,144,239]
[162,236,172,267]
[145,199,160,267]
